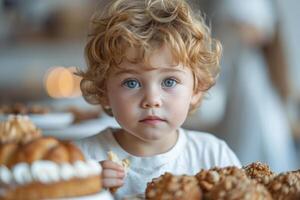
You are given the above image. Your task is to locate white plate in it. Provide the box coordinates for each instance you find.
[0,113,74,130]
[122,193,145,200]
[29,113,74,129]
[49,190,114,200]
[43,116,120,140]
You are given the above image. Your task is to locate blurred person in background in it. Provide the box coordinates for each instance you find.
[276,0,300,145]
[212,0,298,172]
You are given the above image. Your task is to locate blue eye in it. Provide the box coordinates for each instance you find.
[162,78,177,88]
[122,79,141,89]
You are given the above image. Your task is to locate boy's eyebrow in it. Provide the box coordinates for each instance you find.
[113,69,139,76]
[113,67,187,76]
[159,68,187,74]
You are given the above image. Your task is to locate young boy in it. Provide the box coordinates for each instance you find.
[76,0,240,199]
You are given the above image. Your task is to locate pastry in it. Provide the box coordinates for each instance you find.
[195,166,246,194]
[0,137,102,200]
[267,170,300,200]
[0,115,41,144]
[205,175,272,200]
[243,161,276,185]
[107,151,130,193]
[145,172,202,200]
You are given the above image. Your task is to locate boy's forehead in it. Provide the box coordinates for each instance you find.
[112,60,186,76]
[117,62,181,71]
[121,45,180,70]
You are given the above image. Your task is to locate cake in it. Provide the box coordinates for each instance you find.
[243,162,276,185]
[0,115,41,144]
[195,166,246,194]
[205,175,272,200]
[267,170,300,200]
[145,172,202,200]
[0,136,102,200]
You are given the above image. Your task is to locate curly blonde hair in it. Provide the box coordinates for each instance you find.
[79,0,222,115]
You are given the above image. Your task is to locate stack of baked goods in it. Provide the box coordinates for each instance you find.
[0,115,107,200]
[145,162,300,200]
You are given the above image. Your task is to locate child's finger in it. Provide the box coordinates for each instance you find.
[102,178,124,188]
[100,160,124,171]
[102,169,125,178]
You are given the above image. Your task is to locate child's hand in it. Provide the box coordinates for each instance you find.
[100,160,125,190]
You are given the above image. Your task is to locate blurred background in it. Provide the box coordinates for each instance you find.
[0,0,299,173]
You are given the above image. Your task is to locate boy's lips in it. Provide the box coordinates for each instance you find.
[139,116,166,125]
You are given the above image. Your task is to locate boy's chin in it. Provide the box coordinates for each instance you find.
[137,130,177,142]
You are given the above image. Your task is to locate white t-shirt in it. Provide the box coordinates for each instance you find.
[74,127,241,200]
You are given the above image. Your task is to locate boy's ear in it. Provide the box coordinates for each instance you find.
[191,90,203,106]
[100,94,110,108]
[101,96,114,116]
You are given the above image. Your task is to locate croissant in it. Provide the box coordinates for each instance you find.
[0,137,102,200]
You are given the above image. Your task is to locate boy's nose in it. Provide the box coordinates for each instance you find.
[141,100,162,108]
[141,88,162,109]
